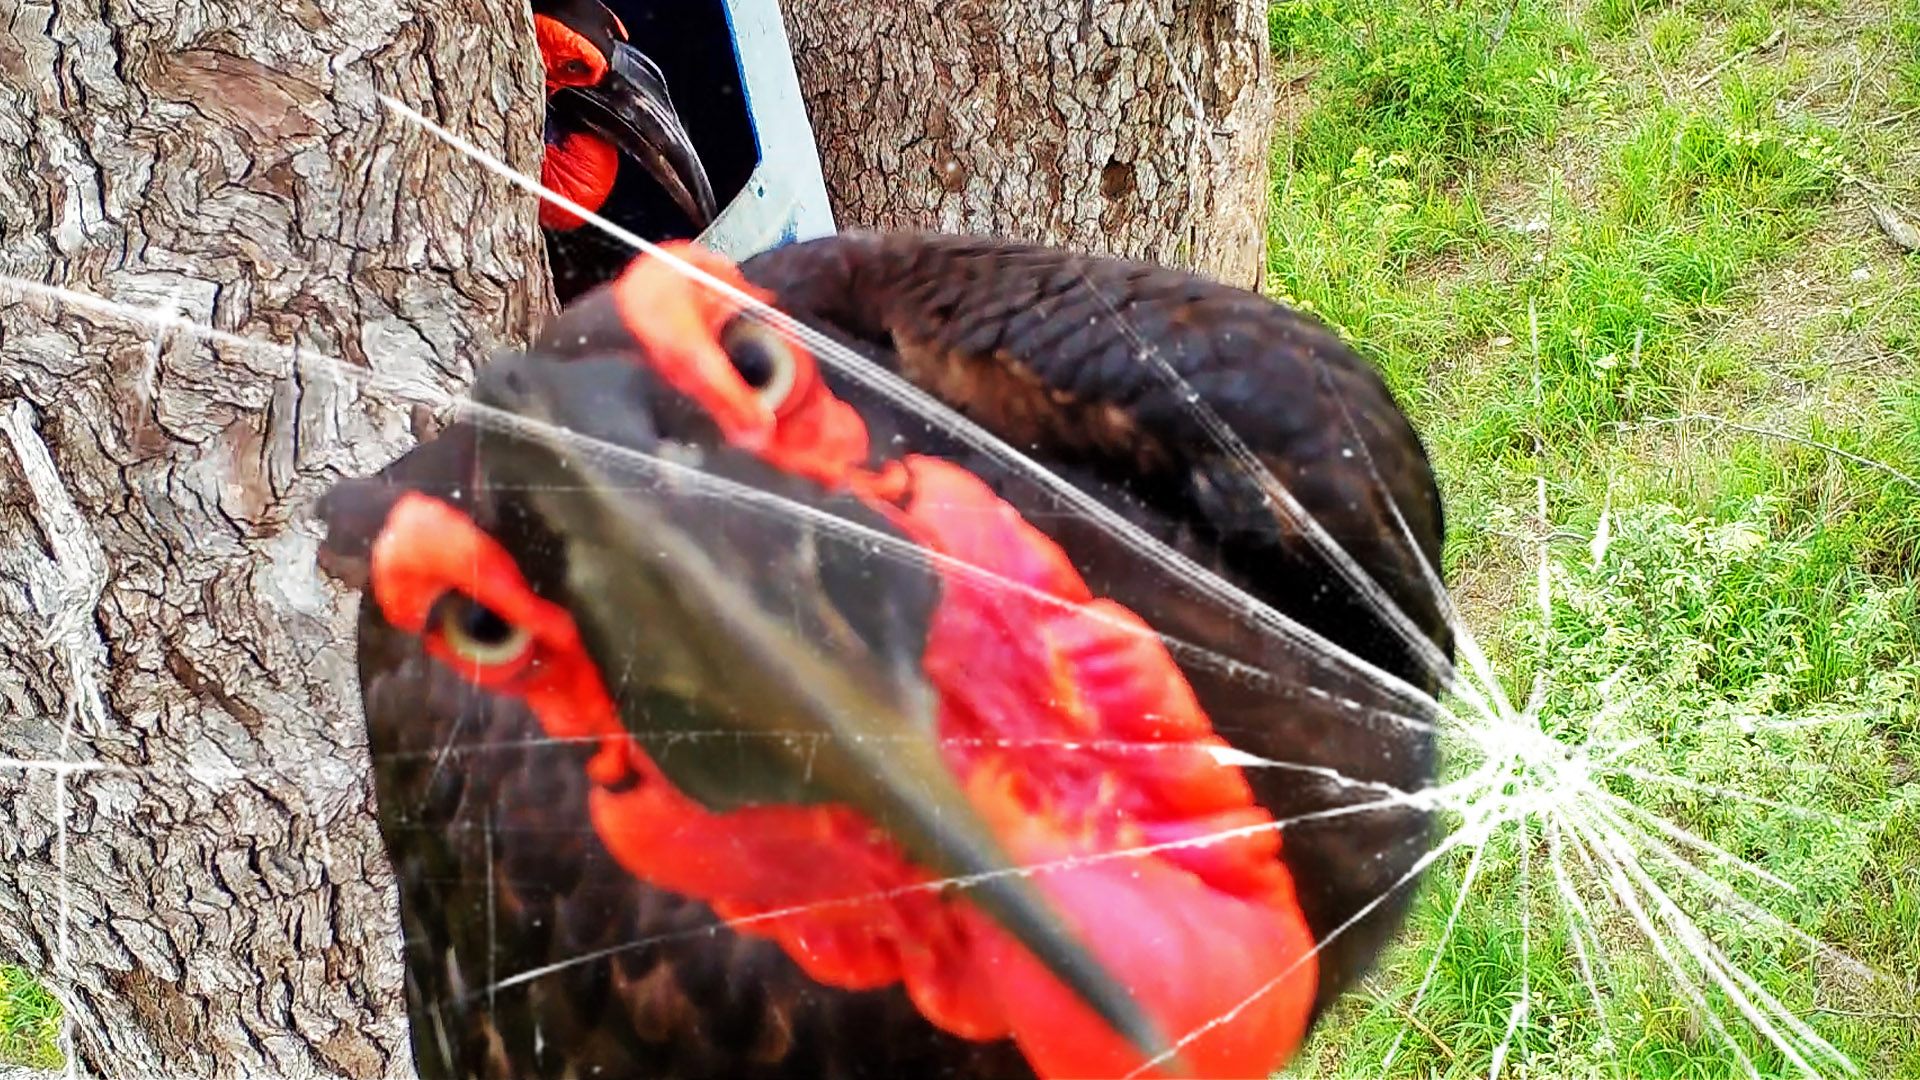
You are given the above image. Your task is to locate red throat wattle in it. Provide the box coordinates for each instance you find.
[539,131,620,232]
[534,10,619,232]
[367,244,1323,1079]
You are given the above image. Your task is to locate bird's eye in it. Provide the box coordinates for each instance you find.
[720,316,800,410]
[562,57,591,77]
[434,593,534,668]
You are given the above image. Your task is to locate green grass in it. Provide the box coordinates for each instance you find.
[1271,0,1920,1074]
[0,964,61,1070]
[1271,0,1589,175]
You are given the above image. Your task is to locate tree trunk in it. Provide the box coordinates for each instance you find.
[0,1,551,1076]
[1,2,1270,1077]
[781,0,1274,290]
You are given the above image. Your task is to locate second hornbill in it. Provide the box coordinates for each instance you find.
[532,0,719,303]
[317,232,1454,1079]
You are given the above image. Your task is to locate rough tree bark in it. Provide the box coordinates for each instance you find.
[0,2,1270,1078]
[0,2,551,1077]
[781,0,1275,290]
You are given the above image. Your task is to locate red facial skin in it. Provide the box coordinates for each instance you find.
[534,11,621,231]
[367,243,1321,1079]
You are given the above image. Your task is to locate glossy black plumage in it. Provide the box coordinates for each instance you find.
[322,231,1453,1079]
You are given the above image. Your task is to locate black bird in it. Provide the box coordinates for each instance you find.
[532,0,719,304]
[317,232,1453,1079]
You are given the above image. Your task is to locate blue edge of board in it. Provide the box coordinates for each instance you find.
[696,0,838,262]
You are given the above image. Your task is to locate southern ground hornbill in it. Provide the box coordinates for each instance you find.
[531,0,719,304]
[316,232,1453,1078]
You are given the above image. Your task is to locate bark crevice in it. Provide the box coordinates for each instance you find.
[0,2,552,1076]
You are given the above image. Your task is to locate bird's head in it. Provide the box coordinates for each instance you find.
[314,243,1350,1077]
[530,0,717,232]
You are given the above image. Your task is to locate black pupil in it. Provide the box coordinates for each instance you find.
[565,58,589,75]
[729,335,780,390]
[456,599,516,646]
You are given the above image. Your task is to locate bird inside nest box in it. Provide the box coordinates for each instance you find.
[533,0,836,303]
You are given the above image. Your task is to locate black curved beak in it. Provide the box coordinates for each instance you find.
[558,43,719,229]
[463,348,1180,1076]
